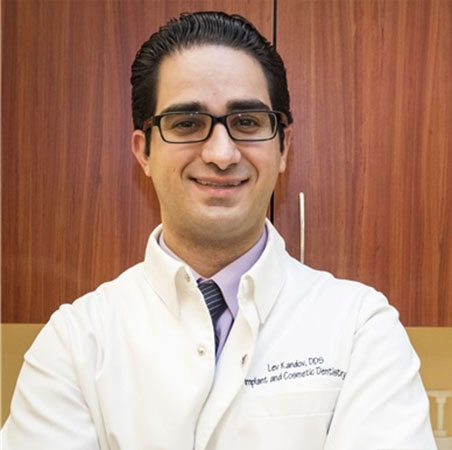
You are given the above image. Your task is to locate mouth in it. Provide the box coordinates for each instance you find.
[194,178,246,188]
[190,177,249,199]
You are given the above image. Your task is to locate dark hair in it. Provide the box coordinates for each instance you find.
[131,11,292,153]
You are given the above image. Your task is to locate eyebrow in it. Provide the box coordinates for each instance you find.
[159,102,204,115]
[226,99,270,111]
[157,99,271,115]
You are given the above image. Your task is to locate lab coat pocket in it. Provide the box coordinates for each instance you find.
[242,389,340,450]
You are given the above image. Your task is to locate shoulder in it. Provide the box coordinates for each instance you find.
[284,250,383,298]
[36,262,146,348]
[279,251,397,328]
[62,262,145,314]
[263,222,393,325]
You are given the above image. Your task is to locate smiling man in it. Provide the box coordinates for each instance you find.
[3,12,436,450]
[132,44,289,279]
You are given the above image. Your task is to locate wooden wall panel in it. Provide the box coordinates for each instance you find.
[2,0,274,323]
[275,0,452,325]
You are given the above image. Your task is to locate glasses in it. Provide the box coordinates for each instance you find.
[142,110,288,144]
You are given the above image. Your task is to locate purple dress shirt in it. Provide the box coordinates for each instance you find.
[159,227,267,359]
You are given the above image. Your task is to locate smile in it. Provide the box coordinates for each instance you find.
[195,179,245,187]
[192,177,248,188]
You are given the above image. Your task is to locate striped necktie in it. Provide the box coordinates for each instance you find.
[197,279,227,350]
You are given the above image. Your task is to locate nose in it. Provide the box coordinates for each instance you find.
[200,123,241,170]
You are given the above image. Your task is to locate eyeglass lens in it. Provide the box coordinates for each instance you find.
[159,112,277,142]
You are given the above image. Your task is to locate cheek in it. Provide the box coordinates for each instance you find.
[149,152,191,185]
[261,151,284,176]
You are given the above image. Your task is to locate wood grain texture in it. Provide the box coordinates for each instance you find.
[2,0,274,323]
[274,0,452,326]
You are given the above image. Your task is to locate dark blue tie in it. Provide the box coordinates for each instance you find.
[197,279,227,350]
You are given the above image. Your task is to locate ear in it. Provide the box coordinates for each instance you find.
[279,125,293,173]
[131,130,152,177]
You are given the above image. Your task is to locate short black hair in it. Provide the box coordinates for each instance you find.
[131,11,292,153]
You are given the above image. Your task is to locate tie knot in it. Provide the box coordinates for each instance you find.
[197,279,227,323]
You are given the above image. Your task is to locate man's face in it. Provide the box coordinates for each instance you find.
[132,45,291,248]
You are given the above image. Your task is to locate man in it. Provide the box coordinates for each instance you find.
[3,12,436,450]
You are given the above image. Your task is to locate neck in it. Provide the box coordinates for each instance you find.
[162,224,265,278]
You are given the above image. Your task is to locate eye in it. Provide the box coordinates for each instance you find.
[237,118,259,128]
[162,114,208,136]
[172,119,202,130]
[230,113,264,133]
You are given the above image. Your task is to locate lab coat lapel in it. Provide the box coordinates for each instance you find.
[194,288,260,450]
[194,222,287,449]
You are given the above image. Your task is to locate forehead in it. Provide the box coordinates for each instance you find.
[154,45,272,114]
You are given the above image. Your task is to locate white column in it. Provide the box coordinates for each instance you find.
[428,390,452,437]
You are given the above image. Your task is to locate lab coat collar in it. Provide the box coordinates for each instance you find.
[142,220,287,322]
[143,224,194,317]
[241,219,287,324]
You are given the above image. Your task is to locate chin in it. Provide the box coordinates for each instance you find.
[194,210,262,237]
[198,208,244,225]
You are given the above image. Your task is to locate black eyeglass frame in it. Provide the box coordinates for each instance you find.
[142,110,289,144]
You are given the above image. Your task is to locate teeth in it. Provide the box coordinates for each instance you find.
[196,180,242,187]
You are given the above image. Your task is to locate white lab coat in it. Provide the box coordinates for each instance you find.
[3,221,436,450]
